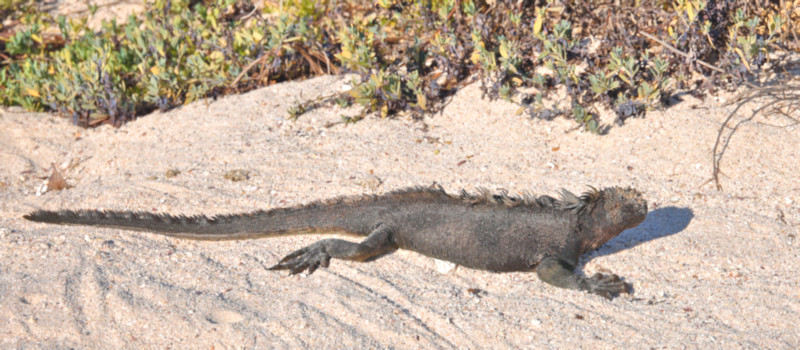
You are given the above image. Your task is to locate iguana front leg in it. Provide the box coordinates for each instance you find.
[536,257,629,299]
[269,224,397,275]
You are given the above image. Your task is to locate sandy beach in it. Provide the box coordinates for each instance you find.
[1,71,798,348]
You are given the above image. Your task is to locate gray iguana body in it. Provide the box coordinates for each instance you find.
[24,186,647,298]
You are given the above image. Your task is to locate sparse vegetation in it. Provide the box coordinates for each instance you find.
[0,0,796,132]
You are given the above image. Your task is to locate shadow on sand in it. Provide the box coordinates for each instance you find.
[591,206,694,260]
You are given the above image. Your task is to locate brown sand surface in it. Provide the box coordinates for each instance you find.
[1,73,798,348]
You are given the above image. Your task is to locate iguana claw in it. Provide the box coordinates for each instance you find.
[586,273,630,299]
[269,242,331,275]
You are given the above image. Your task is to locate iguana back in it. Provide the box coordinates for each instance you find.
[25,186,647,299]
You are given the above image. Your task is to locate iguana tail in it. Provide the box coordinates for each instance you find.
[23,202,373,240]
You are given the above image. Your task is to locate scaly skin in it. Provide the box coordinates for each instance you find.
[24,186,647,299]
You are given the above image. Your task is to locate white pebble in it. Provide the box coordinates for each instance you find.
[208,309,245,324]
[435,259,457,273]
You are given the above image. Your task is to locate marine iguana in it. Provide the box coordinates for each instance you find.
[24,186,647,299]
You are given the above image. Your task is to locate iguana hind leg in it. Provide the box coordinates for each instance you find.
[536,257,629,299]
[269,224,397,275]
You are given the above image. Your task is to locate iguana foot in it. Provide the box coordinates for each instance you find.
[269,242,331,275]
[586,273,629,299]
[536,257,632,299]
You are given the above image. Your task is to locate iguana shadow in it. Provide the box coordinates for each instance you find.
[588,206,694,260]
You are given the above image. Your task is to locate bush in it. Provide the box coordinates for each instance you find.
[0,0,794,131]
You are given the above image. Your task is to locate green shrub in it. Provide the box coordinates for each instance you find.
[0,0,792,130]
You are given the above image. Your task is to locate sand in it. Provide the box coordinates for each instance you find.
[1,73,798,348]
[2,2,799,346]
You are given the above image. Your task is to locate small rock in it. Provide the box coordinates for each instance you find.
[224,169,250,182]
[21,293,47,306]
[435,259,457,273]
[354,174,382,191]
[207,309,245,324]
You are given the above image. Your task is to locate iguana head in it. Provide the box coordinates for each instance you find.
[580,186,648,253]
[603,187,648,229]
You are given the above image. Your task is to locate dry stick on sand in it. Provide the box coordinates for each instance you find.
[638,31,799,190]
[709,83,800,190]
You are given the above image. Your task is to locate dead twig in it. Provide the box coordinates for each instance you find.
[708,83,800,190]
[230,53,271,87]
[639,32,799,191]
